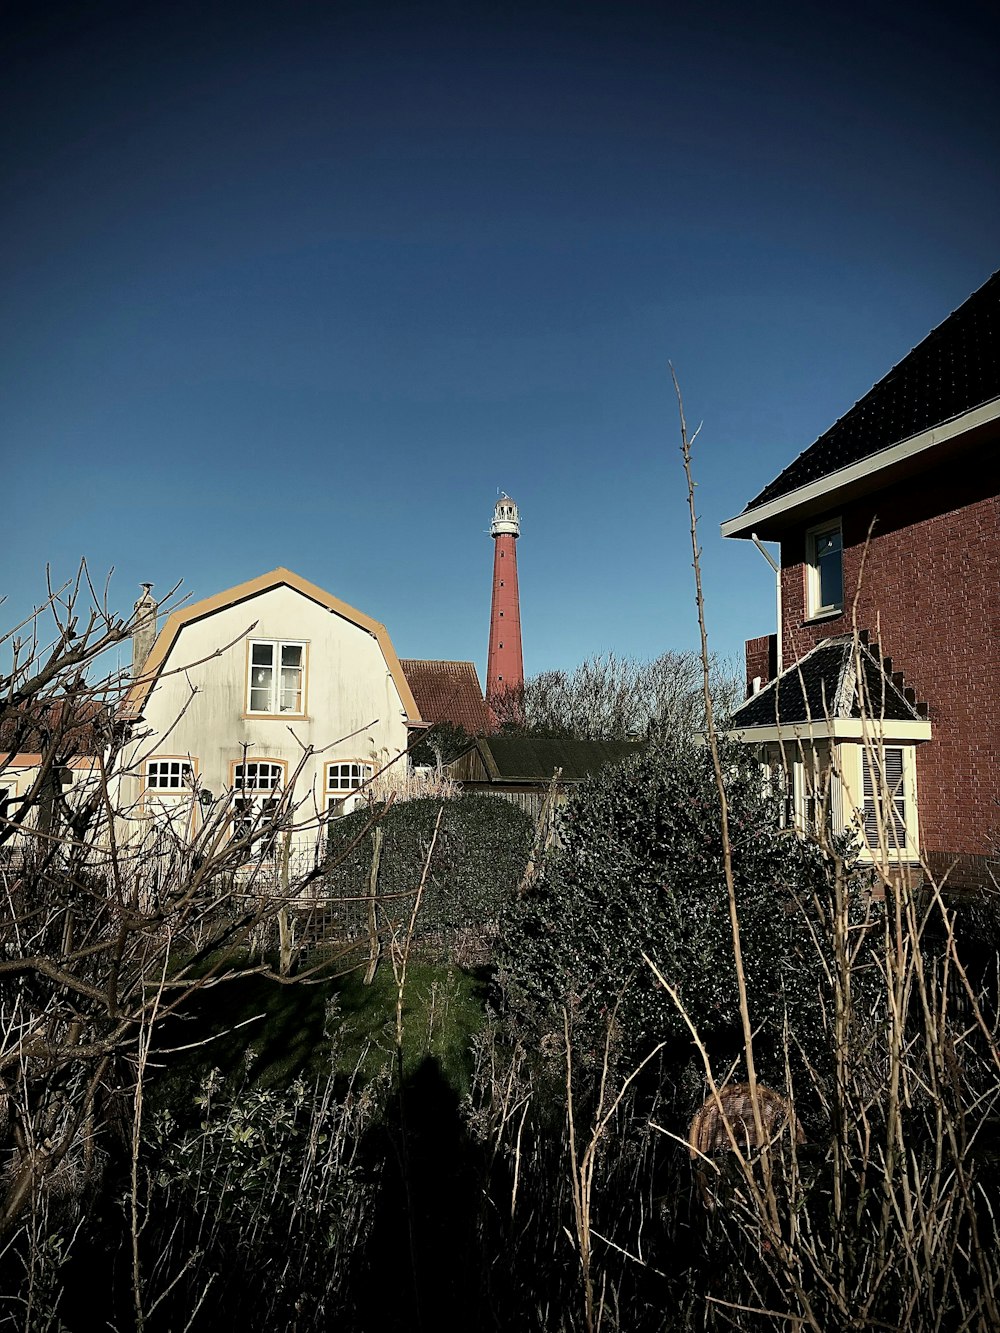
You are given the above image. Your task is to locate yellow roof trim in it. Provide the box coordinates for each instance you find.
[126,567,422,722]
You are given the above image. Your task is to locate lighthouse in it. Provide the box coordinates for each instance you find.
[486,493,524,727]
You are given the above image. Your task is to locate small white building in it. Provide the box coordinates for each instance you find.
[120,568,423,860]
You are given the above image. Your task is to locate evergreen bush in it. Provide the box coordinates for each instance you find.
[324,795,533,936]
[497,736,873,1099]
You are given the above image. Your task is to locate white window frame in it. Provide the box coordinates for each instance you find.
[246,639,307,716]
[758,746,794,829]
[232,760,286,855]
[326,761,373,819]
[805,519,843,618]
[144,757,197,832]
[760,742,839,839]
[843,741,920,862]
[861,744,908,853]
[145,759,194,790]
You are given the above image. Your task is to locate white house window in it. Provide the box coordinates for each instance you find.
[806,521,843,617]
[326,761,373,818]
[759,749,794,829]
[144,759,196,833]
[247,640,306,715]
[862,746,907,850]
[146,760,193,790]
[235,762,284,792]
[233,761,285,851]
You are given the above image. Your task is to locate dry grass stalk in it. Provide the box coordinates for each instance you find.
[658,394,1000,1329]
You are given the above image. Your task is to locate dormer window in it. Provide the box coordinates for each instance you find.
[806,521,843,617]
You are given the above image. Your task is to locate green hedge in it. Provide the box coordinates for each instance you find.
[323,796,534,935]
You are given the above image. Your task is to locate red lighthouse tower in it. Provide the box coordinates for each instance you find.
[486,493,524,727]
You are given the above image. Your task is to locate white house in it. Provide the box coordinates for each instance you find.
[120,568,423,859]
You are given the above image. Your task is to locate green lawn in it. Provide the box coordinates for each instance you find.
[153,950,492,1104]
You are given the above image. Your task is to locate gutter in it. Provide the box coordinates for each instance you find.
[721,396,1000,540]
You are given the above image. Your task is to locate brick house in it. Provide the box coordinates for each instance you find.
[722,270,999,887]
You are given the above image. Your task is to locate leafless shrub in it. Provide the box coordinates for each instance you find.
[491,651,741,740]
[0,567,376,1324]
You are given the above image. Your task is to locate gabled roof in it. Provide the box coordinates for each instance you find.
[127,568,421,722]
[728,636,929,739]
[399,660,489,734]
[724,270,1000,537]
[465,735,644,784]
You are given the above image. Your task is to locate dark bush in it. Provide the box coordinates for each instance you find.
[497,736,871,1096]
[324,795,533,936]
[407,720,473,768]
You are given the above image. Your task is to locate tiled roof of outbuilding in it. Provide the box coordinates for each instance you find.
[472,735,644,783]
[743,270,1000,511]
[0,700,109,758]
[729,637,921,729]
[400,660,490,734]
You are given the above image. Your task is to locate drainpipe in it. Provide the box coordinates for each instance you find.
[750,534,782,676]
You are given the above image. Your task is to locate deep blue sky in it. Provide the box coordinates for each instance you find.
[4,0,998,683]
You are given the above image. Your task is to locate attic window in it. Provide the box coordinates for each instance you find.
[247,640,306,715]
[806,521,843,618]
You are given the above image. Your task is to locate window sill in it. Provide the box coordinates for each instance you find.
[802,608,844,627]
[242,712,309,722]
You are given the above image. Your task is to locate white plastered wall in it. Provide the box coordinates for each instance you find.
[121,584,410,852]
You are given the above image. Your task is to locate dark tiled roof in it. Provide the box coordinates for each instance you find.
[744,270,1000,511]
[400,660,489,734]
[730,637,919,729]
[0,699,109,758]
[476,736,645,783]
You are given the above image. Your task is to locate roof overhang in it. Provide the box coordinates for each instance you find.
[725,718,932,745]
[126,567,422,723]
[721,396,1000,541]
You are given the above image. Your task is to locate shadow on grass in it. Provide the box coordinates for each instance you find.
[353,1054,491,1331]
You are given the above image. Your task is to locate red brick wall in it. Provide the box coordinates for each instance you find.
[779,448,1000,870]
[744,634,777,697]
[486,532,524,726]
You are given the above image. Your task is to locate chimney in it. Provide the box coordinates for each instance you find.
[131,583,157,678]
[744,634,777,698]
